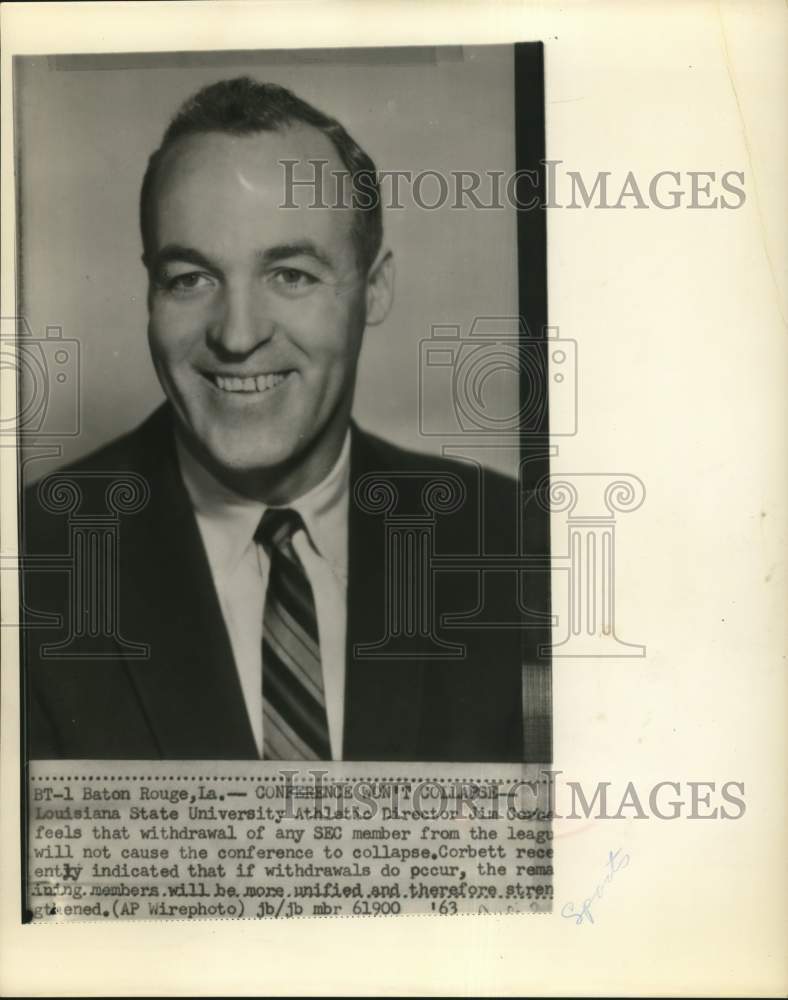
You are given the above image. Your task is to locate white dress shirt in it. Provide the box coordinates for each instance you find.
[175,435,350,760]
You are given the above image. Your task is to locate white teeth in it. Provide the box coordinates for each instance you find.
[214,373,287,393]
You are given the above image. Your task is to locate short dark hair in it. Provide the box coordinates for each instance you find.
[140,76,383,272]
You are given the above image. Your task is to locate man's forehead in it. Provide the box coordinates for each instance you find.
[155,125,348,207]
[149,126,357,262]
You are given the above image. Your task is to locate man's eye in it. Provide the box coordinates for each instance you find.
[164,272,214,294]
[271,268,319,292]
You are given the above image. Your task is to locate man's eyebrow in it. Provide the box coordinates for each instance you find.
[259,241,335,270]
[150,245,219,273]
[149,241,336,273]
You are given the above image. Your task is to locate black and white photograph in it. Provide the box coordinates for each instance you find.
[15,44,551,763]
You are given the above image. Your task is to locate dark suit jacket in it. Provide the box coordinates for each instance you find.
[23,405,545,761]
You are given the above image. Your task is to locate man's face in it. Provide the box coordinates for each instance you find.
[145,126,384,502]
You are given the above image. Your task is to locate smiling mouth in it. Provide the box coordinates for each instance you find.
[207,372,292,394]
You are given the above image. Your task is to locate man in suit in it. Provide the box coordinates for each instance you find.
[23,77,544,762]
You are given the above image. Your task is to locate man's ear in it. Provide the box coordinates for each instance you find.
[142,256,155,310]
[365,249,394,326]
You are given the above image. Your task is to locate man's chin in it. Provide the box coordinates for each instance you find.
[179,411,347,502]
[204,447,296,480]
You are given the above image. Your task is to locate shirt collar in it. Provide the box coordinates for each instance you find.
[176,433,351,580]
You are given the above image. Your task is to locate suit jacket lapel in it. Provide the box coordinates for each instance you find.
[343,426,425,760]
[118,407,258,758]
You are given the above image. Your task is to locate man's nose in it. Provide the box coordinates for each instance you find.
[207,282,273,355]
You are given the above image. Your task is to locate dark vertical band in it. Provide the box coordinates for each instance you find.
[515,41,553,763]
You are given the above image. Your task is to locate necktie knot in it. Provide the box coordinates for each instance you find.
[255,507,304,555]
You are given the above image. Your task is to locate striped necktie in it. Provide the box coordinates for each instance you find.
[255,508,331,761]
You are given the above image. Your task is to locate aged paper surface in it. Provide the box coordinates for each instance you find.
[1,0,786,996]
